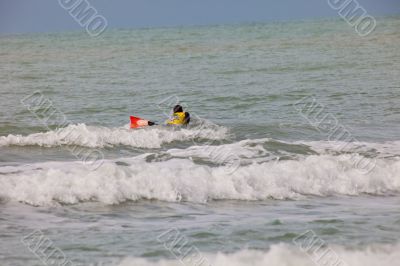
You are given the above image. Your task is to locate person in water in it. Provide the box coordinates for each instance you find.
[130,104,189,129]
[166,105,190,126]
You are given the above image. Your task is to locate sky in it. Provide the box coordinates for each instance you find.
[0,0,399,34]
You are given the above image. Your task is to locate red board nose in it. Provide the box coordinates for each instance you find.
[130,116,142,128]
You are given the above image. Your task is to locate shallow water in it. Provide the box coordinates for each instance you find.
[1,196,400,265]
[0,16,400,266]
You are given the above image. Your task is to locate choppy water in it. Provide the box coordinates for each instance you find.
[0,16,400,266]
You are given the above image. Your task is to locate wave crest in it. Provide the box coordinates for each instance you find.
[0,153,399,206]
[0,123,229,148]
[116,243,400,266]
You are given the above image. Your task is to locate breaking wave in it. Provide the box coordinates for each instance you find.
[0,142,399,206]
[116,243,400,266]
[0,122,229,149]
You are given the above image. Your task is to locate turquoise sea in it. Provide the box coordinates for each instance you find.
[1,16,400,265]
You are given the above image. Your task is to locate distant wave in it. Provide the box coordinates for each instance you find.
[117,243,400,266]
[0,122,229,149]
[0,146,399,206]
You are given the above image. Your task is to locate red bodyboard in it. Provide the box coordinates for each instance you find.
[130,116,142,129]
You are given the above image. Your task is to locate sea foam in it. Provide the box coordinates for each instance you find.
[117,243,400,266]
[0,123,229,149]
[0,149,399,206]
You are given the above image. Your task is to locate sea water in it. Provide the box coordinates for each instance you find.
[0,16,400,266]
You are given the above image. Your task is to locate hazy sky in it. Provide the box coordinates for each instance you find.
[0,0,399,34]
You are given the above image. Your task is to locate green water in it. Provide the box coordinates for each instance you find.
[0,16,400,266]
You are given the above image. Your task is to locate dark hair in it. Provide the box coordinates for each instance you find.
[173,105,183,113]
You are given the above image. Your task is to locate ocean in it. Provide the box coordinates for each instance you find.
[0,16,399,266]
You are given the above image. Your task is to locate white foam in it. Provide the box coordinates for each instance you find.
[166,138,276,165]
[294,140,400,158]
[168,137,400,160]
[0,152,399,206]
[0,123,229,148]
[165,138,400,167]
[117,243,400,266]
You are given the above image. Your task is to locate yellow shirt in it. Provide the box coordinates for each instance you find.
[166,112,187,125]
